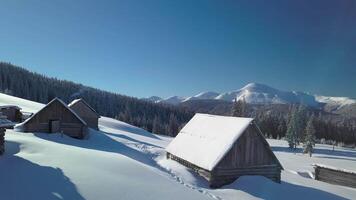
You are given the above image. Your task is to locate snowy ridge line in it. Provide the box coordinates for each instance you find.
[114,133,223,200]
[146,83,356,109]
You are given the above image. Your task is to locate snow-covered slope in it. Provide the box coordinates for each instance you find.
[183,92,220,102]
[157,96,186,105]
[316,95,356,110]
[142,96,163,103]
[0,93,355,200]
[216,83,319,107]
[0,93,44,113]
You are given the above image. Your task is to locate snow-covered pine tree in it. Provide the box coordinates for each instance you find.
[296,105,307,144]
[232,97,247,117]
[303,115,316,157]
[286,107,298,150]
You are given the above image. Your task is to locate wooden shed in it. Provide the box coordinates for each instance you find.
[166,113,283,188]
[20,98,88,139]
[0,105,22,122]
[68,99,100,130]
[313,164,356,188]
[0,114,15,155]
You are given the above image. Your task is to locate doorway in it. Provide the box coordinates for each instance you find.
[49,120,60,133]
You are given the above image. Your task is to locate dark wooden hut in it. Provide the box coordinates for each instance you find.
[0,114,15,155]
[0,105,22,122]
[21,98,88,139]
[68,99,100,130]
[166,113,283,188]
[314,164,356,188]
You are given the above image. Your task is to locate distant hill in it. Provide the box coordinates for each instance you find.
[0,62,193,136]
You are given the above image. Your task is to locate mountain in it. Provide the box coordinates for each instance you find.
[157,96,187,105]
[151,83,323,107]
[142,96,163,103]
[183,91,220,102]
[215,83,320,107]
[150,83,356,111]
[315,96,356,110]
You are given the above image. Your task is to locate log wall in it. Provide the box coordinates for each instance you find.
[69,101,99,130]
[315,165,356,188]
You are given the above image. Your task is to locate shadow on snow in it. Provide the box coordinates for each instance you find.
[271,146,356,159]
[0,141,85,200]
[34,130,159,170]
[32,131,350,200]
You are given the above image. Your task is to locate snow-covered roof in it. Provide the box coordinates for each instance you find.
[21,98,87,126]
[0,117,15,128]
[68,98,100,117]
[0,105,21,110]
[166,113,253,171]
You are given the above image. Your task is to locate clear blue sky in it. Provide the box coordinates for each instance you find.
[0,0,355,98]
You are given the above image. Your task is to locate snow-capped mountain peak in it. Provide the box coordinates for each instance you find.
[183,91,219,102]
[149,83,356,109]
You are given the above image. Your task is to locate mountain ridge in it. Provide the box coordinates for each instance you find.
[143,83,356,110]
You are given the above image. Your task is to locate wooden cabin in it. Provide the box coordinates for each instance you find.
[68,99,100,130]
[314,164,356,188]
[0,105,22,122]
[166,113,283,188]
[0,113,15,155]
[20,98,88,139]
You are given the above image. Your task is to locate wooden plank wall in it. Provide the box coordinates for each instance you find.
[69,102,99,130]
[315,166,356,188]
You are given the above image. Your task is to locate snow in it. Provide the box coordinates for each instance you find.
[0,93,356,200]
[315,95,356,110]
[151,83,323,107]
[67,98,82,107]
[142,96,163,103]
[183,92,220,102]
[158,96,186,105]
[166,113,254,171]
[312,164,356,175]
[215,83,320,107]
[0,92,44,113]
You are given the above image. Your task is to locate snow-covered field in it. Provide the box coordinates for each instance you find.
[0,93,355,200]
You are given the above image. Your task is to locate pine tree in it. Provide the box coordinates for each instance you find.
[152,116,161,134]
[168,114,179,136]
[286,107,298,150]
[232,97,247,117]
[296,105,307,144]
[303,115,316,157]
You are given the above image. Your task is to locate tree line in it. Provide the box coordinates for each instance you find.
[232,98,356,151]
[0,62,193,136]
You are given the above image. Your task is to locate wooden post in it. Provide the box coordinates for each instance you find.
[0,128,5,155]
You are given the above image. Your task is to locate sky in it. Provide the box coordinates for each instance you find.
[0,0,355,98]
